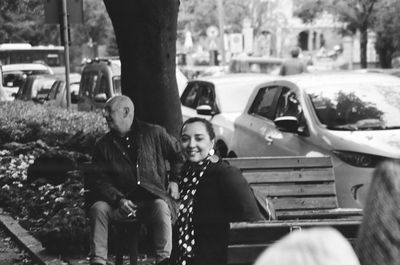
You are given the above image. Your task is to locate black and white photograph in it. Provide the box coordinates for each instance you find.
[1,0,400,265]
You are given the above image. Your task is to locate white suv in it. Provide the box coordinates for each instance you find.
[77,58,187,111]
[1,63,53,101]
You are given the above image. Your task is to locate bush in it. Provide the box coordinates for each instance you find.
[0,100,108,153]
[0,101,108,255]
[0,141,92,254]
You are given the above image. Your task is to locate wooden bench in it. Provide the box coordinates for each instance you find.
[225,156,363,265]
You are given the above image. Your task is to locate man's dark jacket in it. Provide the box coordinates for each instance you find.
[87,119,184,221]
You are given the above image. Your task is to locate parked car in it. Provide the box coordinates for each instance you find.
[14,74,58,102]
[228,72,400,208]
[77,57,187,111]
[1,63,54,100]
[229,56,283,74]
[180,73,277,157]
[46,79,80,109]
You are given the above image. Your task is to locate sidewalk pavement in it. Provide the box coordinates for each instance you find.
[0,209,156,265]
[0,210,67,265]
[0,227,32,265]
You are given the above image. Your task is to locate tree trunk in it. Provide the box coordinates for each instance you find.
[103,0,182,138]
[359,27,368,69]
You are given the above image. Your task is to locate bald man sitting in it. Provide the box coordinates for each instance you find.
[88,95,184,265]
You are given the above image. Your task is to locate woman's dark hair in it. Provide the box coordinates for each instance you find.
[181,117,215,140]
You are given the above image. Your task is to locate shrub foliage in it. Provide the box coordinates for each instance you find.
[0,101,108,254]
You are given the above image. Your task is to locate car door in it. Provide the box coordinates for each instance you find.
[234,84,306,157]
[180,81,216,122]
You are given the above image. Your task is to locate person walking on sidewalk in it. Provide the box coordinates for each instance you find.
[88,95,184,265]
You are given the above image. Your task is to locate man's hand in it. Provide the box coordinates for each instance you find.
[119,198,137,217]
[168,181,179,200]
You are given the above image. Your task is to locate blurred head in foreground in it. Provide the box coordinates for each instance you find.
[355,160,400,265]
[254,227,360,265]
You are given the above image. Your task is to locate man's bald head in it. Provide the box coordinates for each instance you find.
[104,95,135,135]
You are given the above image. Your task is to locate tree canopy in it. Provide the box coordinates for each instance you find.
[294,0,400,68]
[0,0,58,45]
[295,0,381,68]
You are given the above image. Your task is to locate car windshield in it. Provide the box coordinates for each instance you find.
[216,81,259,112]
[306,82,400,130]
[3,70,51,87]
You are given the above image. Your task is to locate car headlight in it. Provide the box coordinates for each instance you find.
[332,150,387,168]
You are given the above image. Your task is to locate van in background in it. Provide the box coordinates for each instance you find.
[77,57,187,111]
[77,58,121,112]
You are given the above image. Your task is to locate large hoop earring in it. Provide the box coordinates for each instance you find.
[209,148,215,156]
[208,148,219,163]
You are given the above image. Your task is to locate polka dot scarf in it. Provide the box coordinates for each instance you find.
[176,158,212,265]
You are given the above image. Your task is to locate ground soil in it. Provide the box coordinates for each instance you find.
[0,227,37,265]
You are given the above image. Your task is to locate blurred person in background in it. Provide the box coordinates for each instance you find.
[279,47,308,76]
[331,45,349,70]
[254,227,360,265]
[355,160,400,265]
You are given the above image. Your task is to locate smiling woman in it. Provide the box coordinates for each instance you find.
[172,117,263,265]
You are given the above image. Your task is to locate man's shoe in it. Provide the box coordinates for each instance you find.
[155,258,169,265]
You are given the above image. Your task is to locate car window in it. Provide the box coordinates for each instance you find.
[249,86,281,120]
[113,76,121,94]
[307,83,400,130]
[181,83,201,109]
[3,72,25,87]
[80,72,98,97]
[197,86,214,107]
[275,88,302,119]
[181,82,215,110]
[34,78,56,98]
[48,81,62,99]
[96,75,109,97]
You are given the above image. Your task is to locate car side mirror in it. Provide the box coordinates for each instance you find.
[94,93,107,103]
[196,105,215,116]
[274,116,299,133]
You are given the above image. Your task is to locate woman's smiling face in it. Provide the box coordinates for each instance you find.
[180,121,215,163]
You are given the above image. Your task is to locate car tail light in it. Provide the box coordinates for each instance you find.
[331,150,387,168]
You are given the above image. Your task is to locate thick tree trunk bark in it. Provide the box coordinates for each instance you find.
[103,0,182,137]
[359,28,368,69]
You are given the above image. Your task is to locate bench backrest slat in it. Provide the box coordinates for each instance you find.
[272,197,338,210]
[227,156,333,169]
[226,156,339,213]
[242,168,335,183]
[252,183,337,197]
